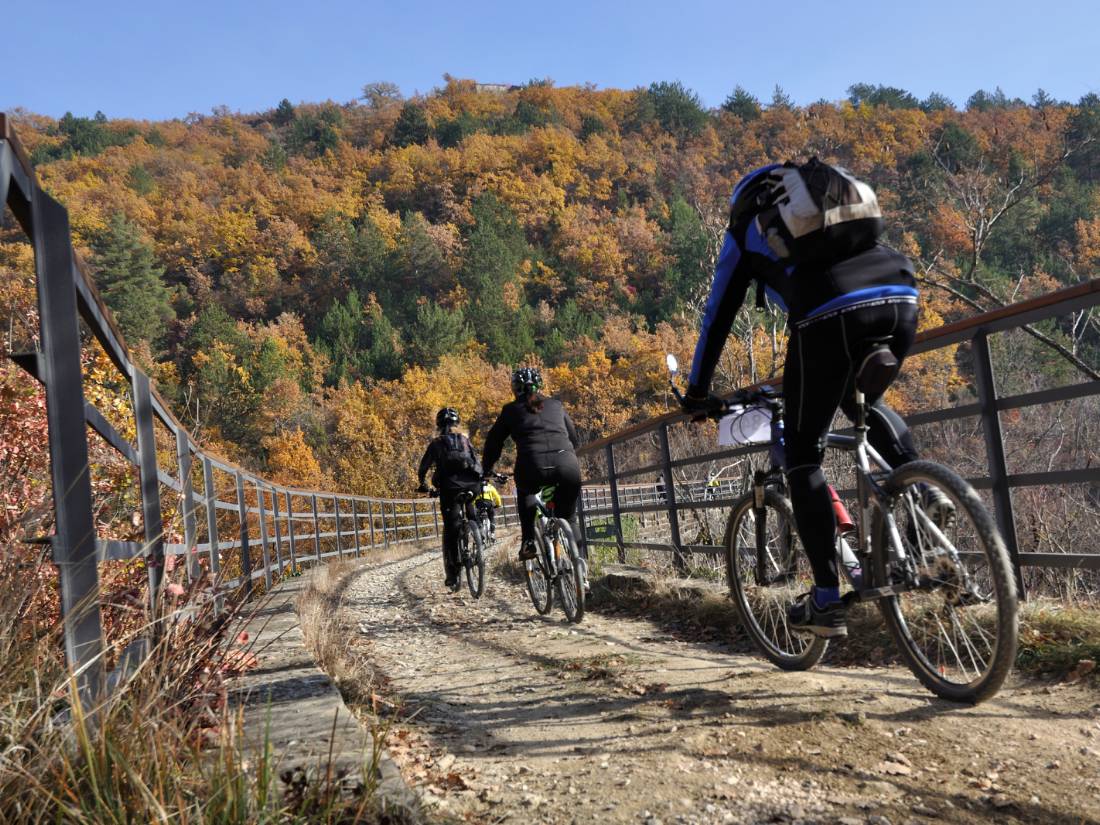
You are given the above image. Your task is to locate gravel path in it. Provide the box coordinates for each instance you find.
[335,549,1100,825]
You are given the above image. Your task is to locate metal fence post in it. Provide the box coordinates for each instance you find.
[367,499,377,549]
[270,486,284,574]
[176,429,201,583]
[391,502,399,544]
[605,443,626,563]
[32,189,103,699]
[285,491,298,574]
[412,499,420,540]
[352,499,362,556]
[255,482,272,589]
[575,487,589,561]
[311,493,321,560]
[334,496,343,557]
[433,500,440,536]
[973,331,1025,597]
[201,457,223,613]
[659,422,688,573]
[132,371,166,620]
[234,472,253,598]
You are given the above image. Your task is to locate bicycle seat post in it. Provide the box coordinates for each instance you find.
[854,388,868,444]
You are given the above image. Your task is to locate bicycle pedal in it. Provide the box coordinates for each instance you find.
[841,590,863,606]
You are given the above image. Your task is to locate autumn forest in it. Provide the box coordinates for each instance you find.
[3,78,1099,500]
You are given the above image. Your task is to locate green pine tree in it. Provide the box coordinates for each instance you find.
[91,213,175,345]
[461,195,535,364]
[406,301,470,368]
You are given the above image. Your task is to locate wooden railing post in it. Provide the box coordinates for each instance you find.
[285,491,298,574]
[973,331,1025,597]
[201,457,223,613]
[132,371,166,620]
[234,472,253,598]
[255,482,272,589]
[176,429,201,583]
[659,422,687,573]
[334,496,343,557]
[270,485,284,574]
[605,444,626,563]
[32,187,103,699]
[311,493,321,560]
[352,498,362,556]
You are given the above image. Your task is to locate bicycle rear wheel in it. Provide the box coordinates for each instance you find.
[553,521,585,624]
[871,460,1018,703]
[464,523,486,599]
[524,522,553,615]
[724,490,827,670]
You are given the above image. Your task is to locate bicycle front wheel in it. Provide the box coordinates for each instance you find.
[552,521,585,624]
[524,522,553,615]
[464,523,486,599]
[871,460,1018,703]
[725,490,827,670]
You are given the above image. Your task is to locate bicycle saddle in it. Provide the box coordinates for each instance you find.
[855,343,899,398]
[455,490,476,503]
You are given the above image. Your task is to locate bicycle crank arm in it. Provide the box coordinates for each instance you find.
[843,585,902,604]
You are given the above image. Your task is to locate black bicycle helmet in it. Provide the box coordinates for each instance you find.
[511,366,542,397]
[436,407,460,428]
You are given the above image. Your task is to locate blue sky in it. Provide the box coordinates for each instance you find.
[6,0,1099,120]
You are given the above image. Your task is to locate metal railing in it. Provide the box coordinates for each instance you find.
[1,114,515,701]
[576,275,1100,594]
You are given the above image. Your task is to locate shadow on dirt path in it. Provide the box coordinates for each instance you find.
[330,550,1100,825]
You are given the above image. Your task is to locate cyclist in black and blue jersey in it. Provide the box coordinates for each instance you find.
[682,159,947,638]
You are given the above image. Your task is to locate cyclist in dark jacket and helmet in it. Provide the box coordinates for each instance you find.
[482,368,582,564]
[418,407,483,591]
[682,159,950,638]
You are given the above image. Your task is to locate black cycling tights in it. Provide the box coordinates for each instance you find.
[514,450,582,546]
[438,492,477,582]
[783,301,919,589]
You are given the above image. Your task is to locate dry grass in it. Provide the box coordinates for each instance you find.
[585,563,1100,682]
[0,545,430,824]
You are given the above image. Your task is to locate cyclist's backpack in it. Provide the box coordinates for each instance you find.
[732,157,884,268]
[438,433,479,476]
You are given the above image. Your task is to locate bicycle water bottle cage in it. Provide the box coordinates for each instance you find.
[855,344,899,398]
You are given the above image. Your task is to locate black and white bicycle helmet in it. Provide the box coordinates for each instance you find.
[436,407,460,428]
[511,366,542,397]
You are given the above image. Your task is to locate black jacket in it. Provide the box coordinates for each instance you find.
[417,431,483,492]
[482,397,579,474]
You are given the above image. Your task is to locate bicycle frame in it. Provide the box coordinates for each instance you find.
[745,390,910,600]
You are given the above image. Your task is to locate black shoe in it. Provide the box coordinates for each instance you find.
[920,485,957,531]
[444,576,458,590]
[788,591,848,638]
[518,540,538,561]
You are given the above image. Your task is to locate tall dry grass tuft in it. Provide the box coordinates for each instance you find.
[0,548,416,824]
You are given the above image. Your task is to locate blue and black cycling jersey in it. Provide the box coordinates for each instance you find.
[688,167,918,393]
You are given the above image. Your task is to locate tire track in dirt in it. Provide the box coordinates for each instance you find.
[337,549,1100,825]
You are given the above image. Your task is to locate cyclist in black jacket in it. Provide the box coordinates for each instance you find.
[482,367,581,562]
[417,407,483,591]
[682,161,948,638]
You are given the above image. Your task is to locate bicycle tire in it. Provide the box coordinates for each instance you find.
[724,489,827,671]
[525,521,553,615]
[871,460,1018,703]
[553,520,586,624]
[464,522,486,599]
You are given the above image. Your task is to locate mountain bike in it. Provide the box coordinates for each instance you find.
[667,353,1018,703]
[428,489,486,598]
[521,484,587,624]
[475,500,497,547]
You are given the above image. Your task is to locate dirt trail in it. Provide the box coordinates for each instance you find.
[338,550,1100,825]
